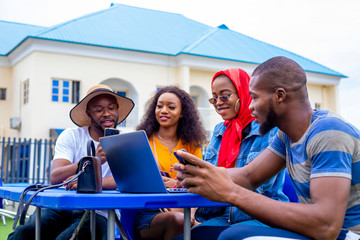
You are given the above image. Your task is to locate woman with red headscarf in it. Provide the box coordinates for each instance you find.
[188,68,289,239]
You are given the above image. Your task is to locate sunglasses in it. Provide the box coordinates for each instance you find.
[208,93,236,105]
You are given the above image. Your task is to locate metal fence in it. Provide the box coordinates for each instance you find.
[0,136,208,185]
[0,137,56,184]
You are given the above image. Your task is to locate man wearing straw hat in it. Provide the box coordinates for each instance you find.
[9,84,134,240]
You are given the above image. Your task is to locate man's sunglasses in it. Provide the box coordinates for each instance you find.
[208,93,236,105]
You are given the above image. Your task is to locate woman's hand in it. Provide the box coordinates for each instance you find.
[162,176,177,188]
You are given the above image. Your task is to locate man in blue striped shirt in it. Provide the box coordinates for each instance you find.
[175,56,360,240]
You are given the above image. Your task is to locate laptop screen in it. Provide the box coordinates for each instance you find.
[100,130,170,193]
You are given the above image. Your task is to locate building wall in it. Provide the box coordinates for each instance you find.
[9,51,180,138]
[307,83,338,112]
[1,48,342,139]
[0,66,12,137]
[6,51,223,138]
[307,83,323,110]
[322,85,338,112]
[189,69,222,131]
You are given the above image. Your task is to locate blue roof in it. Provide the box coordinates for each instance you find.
[34,4,212,56]
[0,21,46,55]
[181,26,345,77]
[0,4,345,78]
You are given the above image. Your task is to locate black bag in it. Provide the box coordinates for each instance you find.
[12,140,102,229]
[76,140,102,193]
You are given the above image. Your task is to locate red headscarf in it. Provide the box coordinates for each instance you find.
[212,68,255,168]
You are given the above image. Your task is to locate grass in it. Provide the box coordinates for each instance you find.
[0,216,15,240]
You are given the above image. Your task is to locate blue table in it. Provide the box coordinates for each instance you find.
[0,186,229,240]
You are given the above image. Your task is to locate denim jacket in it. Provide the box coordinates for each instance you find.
[195,121,289,224]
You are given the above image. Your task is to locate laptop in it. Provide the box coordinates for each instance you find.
[99,130,187,194]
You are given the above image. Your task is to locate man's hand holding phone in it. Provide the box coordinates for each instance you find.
[98,128,120,164]
[96,144,107,165]
[173,149,197,183]
[174,149,195,166]
[173,150,236,203]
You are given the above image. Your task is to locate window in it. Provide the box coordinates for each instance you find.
[23,80,29,104]
[156,86,165,92]
[0,88,6,100]
[191,94,199,106]
[115,90,127,127]
[72,81,80,104]
[52,79,80,103]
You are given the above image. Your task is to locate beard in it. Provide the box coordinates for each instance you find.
[259,105,277,136]
[93,120,105,134]
[90,116,119,136]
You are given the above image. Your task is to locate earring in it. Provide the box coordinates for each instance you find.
[235,99,240,114]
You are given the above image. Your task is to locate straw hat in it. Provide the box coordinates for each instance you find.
[70,84,134,127]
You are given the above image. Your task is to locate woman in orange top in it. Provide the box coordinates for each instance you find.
[136,85,207,240]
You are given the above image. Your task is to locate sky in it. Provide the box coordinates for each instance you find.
[1,0,360,127]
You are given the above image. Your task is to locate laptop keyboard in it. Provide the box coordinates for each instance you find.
[167,188,188,193]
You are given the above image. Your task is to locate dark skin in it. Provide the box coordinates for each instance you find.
[50,94,118,190]
[140,92,198,240]
[175,75,350,239]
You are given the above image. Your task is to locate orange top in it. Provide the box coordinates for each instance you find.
[149,135,202,179]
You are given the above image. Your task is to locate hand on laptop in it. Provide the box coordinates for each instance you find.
[162,176,177,188]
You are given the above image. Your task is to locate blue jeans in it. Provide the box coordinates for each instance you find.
[172,217,268,240]
[218,225,310,240]
[217,225,360,239]
[8,208,107,240]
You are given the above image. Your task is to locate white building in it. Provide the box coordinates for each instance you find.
[0,4,346,139]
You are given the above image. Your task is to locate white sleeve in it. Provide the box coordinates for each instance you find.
[52,128,76,164]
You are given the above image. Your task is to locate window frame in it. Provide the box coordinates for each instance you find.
[191,94,199,107]
[51,79,80,104]
[0,88,6,100]
[113,89,128,127]
[23,80,29,104]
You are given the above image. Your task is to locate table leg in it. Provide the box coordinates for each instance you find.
[115,214,128,240]
[90,210,96,240]
[70,210,89,240]
[107,210,115,240]
[35,207,41,240]
[184,208,191,240]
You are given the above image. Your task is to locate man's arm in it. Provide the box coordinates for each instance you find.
[50,158,78,185]
[102,175,116,190]
[175,148,285,194]
[63,175,116,191]
[225,176,349,240]
[175,149,350,239]
[227,148,286,189]
[96,143,116,189]
[51,158,116,189]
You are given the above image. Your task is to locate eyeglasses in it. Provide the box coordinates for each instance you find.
[208,93,235,105]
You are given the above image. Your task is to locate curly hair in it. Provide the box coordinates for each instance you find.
[137,86,207,148]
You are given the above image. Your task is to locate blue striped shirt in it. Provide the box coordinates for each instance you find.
[269,110,360,232]
[197,121,288,224]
